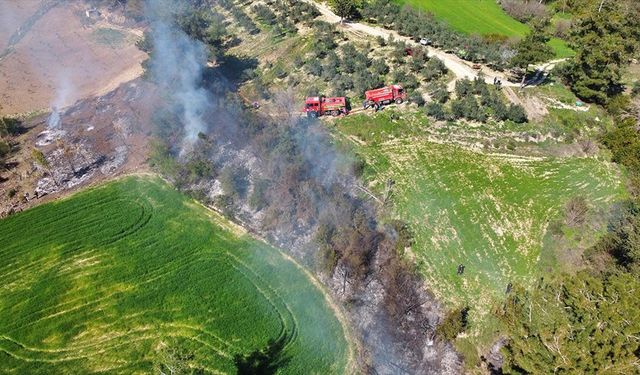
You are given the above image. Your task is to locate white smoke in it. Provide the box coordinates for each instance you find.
[47,107,61,129]
[46,72,74,129]
[146,1,210,148]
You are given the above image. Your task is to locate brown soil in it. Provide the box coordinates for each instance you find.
[0,1,43,49]
[0,1,146,116]
[503,86,549,121]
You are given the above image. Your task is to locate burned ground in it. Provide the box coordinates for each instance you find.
[0,80,156,217]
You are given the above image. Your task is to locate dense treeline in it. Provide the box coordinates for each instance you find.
[558,0,640,104]
[497,90,640,373]
[361,0,513,69]
[425,78,527,123]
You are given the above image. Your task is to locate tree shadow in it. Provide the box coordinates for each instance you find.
[214,54,259,87]
[233,334,291,375]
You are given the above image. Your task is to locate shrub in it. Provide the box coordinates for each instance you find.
[500,0,547,23]
[253,5,277,25]
[426,102,446,120]
[436,307,469,341]
[249,178,270,211]
[0,140,10,158]
[632,82,640,97]
[455,79,473,98]
[564,196,589,227]
[507,104,528,123]
[219,165,250,199]
[305,59,323,76]
[7,188,17,198]
[213,194,236,219]
[431,88,450,104]
[0,117,23,137]
[409,91,425,106]
[450,99,465,119]
[371,58,389,76]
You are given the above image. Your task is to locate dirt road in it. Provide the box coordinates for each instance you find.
[308,1,563,90]
[0,1,146,115]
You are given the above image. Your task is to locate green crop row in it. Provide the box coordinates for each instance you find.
[0,176,349,374]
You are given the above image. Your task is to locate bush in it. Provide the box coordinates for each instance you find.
[0,140,10,159]
[249,178,269,211]
[426,102,446,120]
[7,188,17,198]
[305,59,323,76]
[371,58,389,76]
[450,99,465,119]
[436,307,469,341]
[0,117,23,137]
[219,166,250,199]
[507,104,527,123]
[564,196,589,227]
[454,79,473,98]
[213,194,236,219]
[253,5,277,25]
[409,91,425,106]
[632,82,640,97]
[322,51,340,80]
[431,88,449,104]
[500,0,547,23]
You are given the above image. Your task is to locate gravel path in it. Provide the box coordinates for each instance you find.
[308,1,566,90]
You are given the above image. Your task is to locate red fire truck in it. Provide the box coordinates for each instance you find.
[303,96,348,118]
[363,85,407,110]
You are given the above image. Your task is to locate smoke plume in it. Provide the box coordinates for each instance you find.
[46,72,74,129]
[142,1,460,373]
[146,0,211,148]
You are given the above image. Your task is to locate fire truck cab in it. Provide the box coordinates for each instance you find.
[303,96,348,118]
[363,85,407,110]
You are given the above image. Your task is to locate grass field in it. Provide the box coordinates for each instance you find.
[336,111,624,319]
[0,176,350,373]
[398,0,574,57]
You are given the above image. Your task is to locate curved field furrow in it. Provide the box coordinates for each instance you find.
[0,176,350,374]
[224,253,300,349]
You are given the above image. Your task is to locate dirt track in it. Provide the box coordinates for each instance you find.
[308,0,565,90]
[0,1,146,115]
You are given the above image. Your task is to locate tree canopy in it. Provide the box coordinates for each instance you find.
[499,272,640,374]
[562,1,640,104]
[329,0,358,21]
[511,24,554,69]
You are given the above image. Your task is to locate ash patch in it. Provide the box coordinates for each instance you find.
[35,129,66,147]
[22,80,154,201]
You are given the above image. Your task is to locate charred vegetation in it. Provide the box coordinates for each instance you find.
[135,1,460,372]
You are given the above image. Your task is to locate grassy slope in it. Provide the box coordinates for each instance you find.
[336,111,624,320]
[398,0,574,57]
[0,176,349,374]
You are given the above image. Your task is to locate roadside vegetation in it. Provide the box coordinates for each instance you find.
[0,176,351,373]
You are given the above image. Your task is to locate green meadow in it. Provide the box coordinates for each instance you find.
[399,0,573,57]
[336,112,624,317]
[0,176,351,374]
